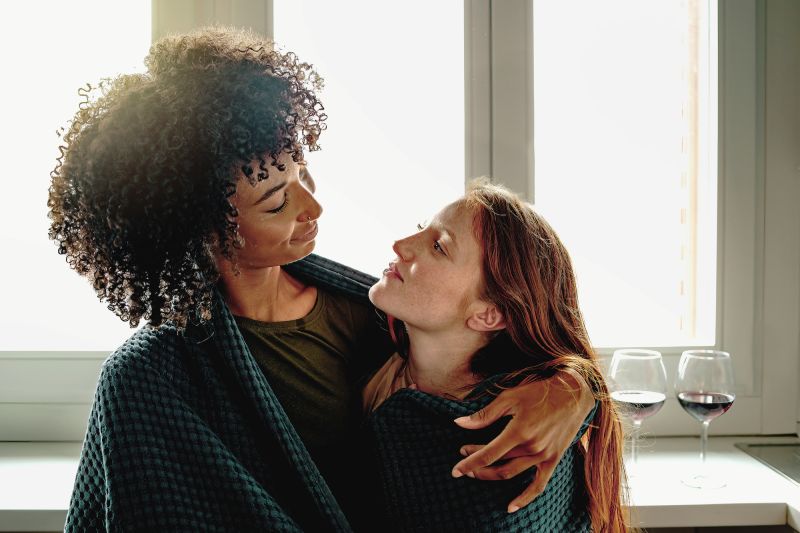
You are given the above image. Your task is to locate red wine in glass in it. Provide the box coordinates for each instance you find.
[675,350,736,488]
[677,392,735,423]
[611,390,666,422]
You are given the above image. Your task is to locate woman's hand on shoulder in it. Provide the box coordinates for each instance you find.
[450,368,595,513]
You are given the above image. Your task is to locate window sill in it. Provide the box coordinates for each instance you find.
[0,437,798,531]
[0,442,82,532]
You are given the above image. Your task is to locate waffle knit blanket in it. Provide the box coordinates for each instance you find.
[65,255,372,532]
[364,377,595,532]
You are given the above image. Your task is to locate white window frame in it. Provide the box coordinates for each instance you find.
[466,0,800,436]
[1,0,797,441]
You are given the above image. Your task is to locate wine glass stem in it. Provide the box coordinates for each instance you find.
[700,420,710,467]
[632,420,642,468]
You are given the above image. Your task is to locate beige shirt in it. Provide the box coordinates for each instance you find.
[362,353,415,413]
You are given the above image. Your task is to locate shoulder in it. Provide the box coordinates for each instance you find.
[362,353,407,413]
[98,324,188,390]
[89,325,209,430]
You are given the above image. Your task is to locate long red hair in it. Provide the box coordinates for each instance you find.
[463,178,629,532]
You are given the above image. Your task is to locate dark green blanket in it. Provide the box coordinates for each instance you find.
[364,379,595,532]
[65,255,372,532]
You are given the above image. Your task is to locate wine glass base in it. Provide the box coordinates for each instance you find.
[680,473,726,489]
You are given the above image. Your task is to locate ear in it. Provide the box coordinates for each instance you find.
[466,302,506,333]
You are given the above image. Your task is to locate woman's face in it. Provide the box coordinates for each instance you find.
[227,151,322,268]
[369,201,485,331]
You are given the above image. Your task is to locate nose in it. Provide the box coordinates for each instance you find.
[296,184,323,222]
[392,236,415,262]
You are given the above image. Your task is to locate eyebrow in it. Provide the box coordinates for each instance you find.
[253,181,287,205]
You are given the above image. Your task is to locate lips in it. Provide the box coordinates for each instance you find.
[384,262,404,282]
[292,223,318,243]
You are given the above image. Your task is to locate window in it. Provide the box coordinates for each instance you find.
[0,2,151,351]
[469,0,797,435]
[4,0,796,440]
[274,0,465,276]
[531,1,717,348]
[0,2,151,440]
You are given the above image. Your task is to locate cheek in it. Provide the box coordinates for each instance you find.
[239,216,291,249]
[427,271,481,319]
[381,278,462,324]
[417,263,466,296]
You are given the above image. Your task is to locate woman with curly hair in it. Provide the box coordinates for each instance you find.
[49,27,597,532]
[363,180,627,532]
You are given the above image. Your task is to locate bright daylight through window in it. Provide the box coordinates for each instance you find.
[274,0,465,277]
[532,0,718,348]
[0,2,151,350]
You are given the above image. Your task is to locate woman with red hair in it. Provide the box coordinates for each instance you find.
[365,179,628,532]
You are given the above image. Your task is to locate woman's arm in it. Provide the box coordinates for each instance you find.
[450,368,595,513]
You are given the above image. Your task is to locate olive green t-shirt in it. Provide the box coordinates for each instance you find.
[233,287,391,520]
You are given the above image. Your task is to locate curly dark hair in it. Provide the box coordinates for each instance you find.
[47,26,326,329]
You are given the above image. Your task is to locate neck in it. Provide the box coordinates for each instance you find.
[216,261,311,322]
[405,325,486,399]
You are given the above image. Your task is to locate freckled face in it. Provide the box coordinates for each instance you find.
[229,152,322,268]
[368,202,484,332]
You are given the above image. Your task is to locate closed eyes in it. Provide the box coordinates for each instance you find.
[266,193,289,214]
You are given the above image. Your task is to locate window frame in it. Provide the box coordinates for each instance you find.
[466,0,799,436]
[2,0,797,441]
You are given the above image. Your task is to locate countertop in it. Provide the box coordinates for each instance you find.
[1,436,799,531]
[626,435,800,529]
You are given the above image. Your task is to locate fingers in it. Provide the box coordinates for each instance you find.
[455,442,559,514]
[453,396,511,430]
[459,444,535,460]
[451,428,521,478]
[463,454,545,481]
[459,444,484,457]
[507,459,558,513]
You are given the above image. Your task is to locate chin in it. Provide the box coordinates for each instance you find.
[368,284,415,330]
[368,280,394,313]
[298,239,316,252]
[282,243,315,265]
[367,282,381,307]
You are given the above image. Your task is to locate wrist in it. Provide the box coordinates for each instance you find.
[558,367,595,417]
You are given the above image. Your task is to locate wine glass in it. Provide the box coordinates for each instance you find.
[675,349,735,488]
[608,349,667,476]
